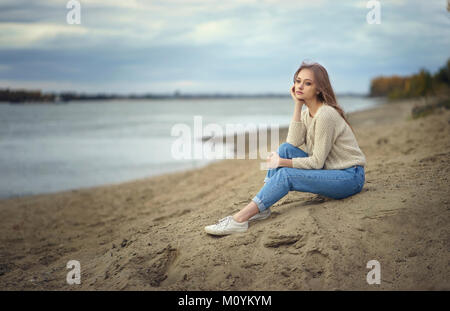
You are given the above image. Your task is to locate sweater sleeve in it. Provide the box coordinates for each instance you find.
[286,119,307,147]
[291,109,337,169]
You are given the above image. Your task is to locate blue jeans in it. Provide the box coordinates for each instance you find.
[252,142,365,212]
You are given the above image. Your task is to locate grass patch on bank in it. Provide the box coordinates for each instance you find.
[411,98,450,119]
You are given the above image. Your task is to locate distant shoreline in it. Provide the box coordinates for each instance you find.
[0,90,370,104]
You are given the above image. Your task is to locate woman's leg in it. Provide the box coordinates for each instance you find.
[234,143,310,222]
[264,142,308,183]
[253,165,365,213]
[233,200,259,222]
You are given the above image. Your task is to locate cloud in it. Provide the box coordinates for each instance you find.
[0,0,448,94]
[184,19,237,44]
[0,22,89,48]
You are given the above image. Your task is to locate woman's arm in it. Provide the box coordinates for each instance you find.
[286,86,307,147]
[292,101,303,121]
[267,87,305,168]
[286,102,307,146]
[279,158,293,168]
[266,153,293,168]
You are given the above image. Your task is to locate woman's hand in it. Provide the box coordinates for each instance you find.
[290,85,304,106]
[266,151,281,169]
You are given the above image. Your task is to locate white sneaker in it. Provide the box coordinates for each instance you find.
[205,216,248,236]
[248,208,271,222]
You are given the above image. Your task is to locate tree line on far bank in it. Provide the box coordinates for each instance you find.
[0,90,169,103]
[0,89,56,103]
[370,58,450,99]
[0,89,290,103]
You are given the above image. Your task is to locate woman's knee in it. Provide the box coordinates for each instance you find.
[277,142,307,158]
[277,142,297,157]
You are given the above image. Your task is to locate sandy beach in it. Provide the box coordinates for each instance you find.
[0,97,449,290]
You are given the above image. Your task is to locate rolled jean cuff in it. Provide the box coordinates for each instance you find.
[252,195,267,212]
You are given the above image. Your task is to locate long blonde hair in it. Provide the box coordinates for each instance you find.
[293,61,355,134]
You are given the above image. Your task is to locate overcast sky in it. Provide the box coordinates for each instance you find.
[0,0,449,95]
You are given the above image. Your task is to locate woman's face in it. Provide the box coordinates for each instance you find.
[294,68,318,102]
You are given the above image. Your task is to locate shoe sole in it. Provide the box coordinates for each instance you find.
[204,227,248,236]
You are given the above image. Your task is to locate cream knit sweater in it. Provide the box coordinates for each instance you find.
[286,103,367,170]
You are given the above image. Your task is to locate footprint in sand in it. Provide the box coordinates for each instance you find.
[131,245,178,287]
[263,234,303,248]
